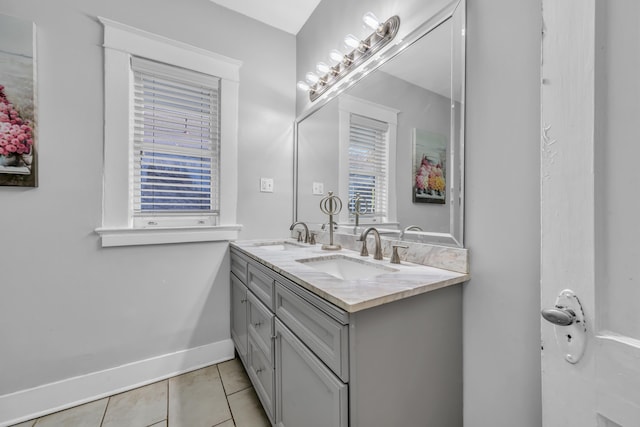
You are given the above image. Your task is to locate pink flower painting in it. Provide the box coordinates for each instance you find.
[412,129,446,204]
[0,13,37,187]
[0,85,34,157]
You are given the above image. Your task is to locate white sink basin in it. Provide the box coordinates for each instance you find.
[254,241,306,251]
[296,255,398,280]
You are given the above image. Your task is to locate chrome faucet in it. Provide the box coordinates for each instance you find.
[400,225,423,240]
[358,227,383,260]
[289,222,309,243]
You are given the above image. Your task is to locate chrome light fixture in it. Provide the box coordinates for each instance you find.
[297,12,400,102]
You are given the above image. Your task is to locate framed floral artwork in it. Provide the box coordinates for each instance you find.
[0,14,37,187]
[412,128,446,204]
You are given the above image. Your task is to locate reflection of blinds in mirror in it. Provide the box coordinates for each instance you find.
[348,113,389,219]
[131,56,220,217]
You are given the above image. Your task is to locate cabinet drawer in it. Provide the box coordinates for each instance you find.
[248,264,275,309]
[247,291,274,366]
[248,337,275,425]
[275,282,349,382]
[230,251,248,284]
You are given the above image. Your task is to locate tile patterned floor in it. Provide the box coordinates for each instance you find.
[11,358,270,427]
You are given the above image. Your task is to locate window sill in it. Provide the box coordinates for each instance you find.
[95,225,242,247]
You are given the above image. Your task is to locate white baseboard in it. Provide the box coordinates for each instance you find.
[0,339,234,427]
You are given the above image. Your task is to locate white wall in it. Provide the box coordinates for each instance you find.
[463,0,541,424]
[0,0,294,421]
[297,0,542,426]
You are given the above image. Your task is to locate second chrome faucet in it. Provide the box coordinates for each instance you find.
[358,227,383,260]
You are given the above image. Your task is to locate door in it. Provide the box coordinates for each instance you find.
[541,1,640,426]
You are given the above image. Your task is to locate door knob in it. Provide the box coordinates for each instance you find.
[541,306,576,326]
[541,289,586,364]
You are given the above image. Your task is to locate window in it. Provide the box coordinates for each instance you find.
[339,96,398,225]
[131,57,219,227]
[96,18,242,247]
[348,114,389,219]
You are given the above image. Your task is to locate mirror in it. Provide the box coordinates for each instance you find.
[294,0,465,246]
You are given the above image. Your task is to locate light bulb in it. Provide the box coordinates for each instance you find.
[344,34,361,50]
[316,62,331,74]
[305,72,319,84]
[329,49,344,63]
[362,12,381,31]
[297,81,310,91]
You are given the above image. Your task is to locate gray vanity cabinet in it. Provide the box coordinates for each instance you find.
[275,318,348,427]
[230,246,463,427]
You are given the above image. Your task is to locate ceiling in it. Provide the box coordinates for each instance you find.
[208,0,322,35]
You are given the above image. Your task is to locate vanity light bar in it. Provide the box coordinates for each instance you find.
[297,13,400,102]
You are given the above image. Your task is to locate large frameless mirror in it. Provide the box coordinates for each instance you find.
[294,0,465,247]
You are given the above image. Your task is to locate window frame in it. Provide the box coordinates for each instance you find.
[95,17,242,247]
[338,95,399,226]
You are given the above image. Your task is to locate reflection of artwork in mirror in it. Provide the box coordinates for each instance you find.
[412,128,446,204]
[0,14,37,187]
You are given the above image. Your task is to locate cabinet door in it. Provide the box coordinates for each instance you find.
[247,337,275,425]
[231,274,248,363]
[275,319,348,427]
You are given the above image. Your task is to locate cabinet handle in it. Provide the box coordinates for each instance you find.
[254,321,262,328]
[240,298,247,303]
[271,335,277,340]
[256,367,264,374]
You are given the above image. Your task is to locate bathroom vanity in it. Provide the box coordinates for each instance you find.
[230,240,469,427]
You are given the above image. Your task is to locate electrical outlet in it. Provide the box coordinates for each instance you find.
[312,182,324,195]
[260,177,274,193]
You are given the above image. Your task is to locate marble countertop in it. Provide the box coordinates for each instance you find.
[231,239,470,313]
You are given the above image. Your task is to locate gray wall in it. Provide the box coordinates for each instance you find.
[0,0,294,399]
[297,97,339,224]
[297,0,542,426]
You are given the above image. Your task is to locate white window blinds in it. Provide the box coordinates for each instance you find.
[348,113,389,219]
[131,56,220,221]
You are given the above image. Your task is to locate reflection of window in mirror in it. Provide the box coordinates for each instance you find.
[338,95,398,226]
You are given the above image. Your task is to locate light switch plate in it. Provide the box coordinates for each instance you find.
[312,182,324,195]
[260,177,274,193]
